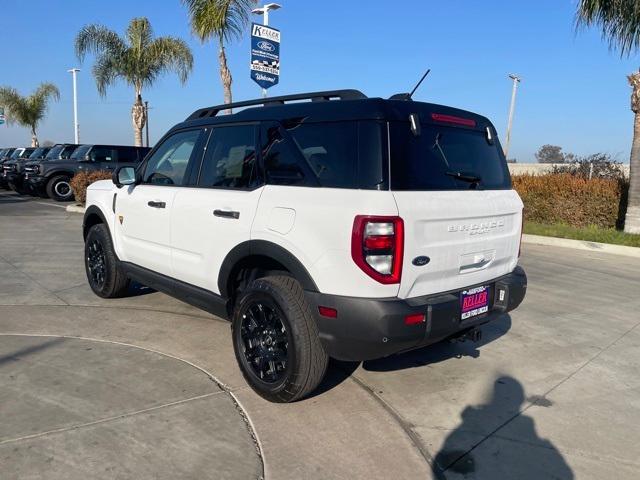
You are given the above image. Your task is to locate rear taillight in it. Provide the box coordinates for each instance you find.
[518,209,524,257]
[351,215,404,284]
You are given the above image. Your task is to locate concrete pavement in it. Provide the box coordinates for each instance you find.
[1,190,640,479]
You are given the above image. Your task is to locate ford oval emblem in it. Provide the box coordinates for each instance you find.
[412,256,430,266]
[257,41,275,52]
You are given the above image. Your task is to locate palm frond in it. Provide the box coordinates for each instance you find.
[127,17,154,59]
[75,24,126,62]
[148,37,194,84]
[576,0,640,56]
[182,0,256,43]
[0,83,59,131]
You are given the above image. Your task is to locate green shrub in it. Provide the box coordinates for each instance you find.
[512,173,629,229]
[70,170,113,204]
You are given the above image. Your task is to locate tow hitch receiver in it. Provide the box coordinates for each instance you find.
[450,327,483,344]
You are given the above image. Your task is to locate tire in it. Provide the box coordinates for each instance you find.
[46,175,74,202]
[232,275,328,403]
[84,223,130,298]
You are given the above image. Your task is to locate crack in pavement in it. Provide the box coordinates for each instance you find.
[0,391,225,446]
[0,254,70,306]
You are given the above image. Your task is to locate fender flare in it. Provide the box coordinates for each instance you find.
[218,240,319,297]
[83,205,110,240]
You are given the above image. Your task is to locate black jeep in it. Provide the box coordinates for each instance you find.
[1,148,35,190]
[25,144,151,201]
[4,146,51,195]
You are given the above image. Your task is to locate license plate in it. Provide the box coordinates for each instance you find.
[460,286,490,320]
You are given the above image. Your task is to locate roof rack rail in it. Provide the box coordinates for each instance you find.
[186,89,367,121]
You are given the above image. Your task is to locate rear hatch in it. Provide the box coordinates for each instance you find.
[389,112,522,299]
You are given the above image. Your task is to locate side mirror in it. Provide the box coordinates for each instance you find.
[113,166,136,188]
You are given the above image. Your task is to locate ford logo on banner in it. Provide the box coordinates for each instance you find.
[250,23,280,90]
[257,41,275,52]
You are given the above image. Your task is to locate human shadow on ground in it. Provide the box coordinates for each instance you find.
[311,314,511,397]
[432,375,573,480]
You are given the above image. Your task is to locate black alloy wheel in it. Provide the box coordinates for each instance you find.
[86,238,107,290]
[239,299,290,384]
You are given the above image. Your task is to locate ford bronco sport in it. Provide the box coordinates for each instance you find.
[82,90,527,403]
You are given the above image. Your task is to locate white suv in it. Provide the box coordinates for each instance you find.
[83,90,527,402]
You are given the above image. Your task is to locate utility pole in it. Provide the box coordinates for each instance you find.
[144,101,150,147]
[251,3,281,98]
[504,74,521,159]
[67,68,80,143]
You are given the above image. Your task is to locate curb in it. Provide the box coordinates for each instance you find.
[65,204,85,214]
[522,233,640,258]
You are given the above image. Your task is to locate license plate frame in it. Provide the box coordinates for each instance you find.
[460,285,490,320]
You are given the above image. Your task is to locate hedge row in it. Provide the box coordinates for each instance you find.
[511,173,628,229]
[70,170,113,204]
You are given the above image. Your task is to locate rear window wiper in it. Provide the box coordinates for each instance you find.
[445,171,482,183]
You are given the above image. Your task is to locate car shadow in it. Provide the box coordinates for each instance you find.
[363,314,512,373]
[310,314,512,398]
[432,374,574,479]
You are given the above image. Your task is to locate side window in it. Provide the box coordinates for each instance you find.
[116,147,137,163]
[285,122,358,189]
[91,147,118,163]
[143,129,202,186]
[198,125,259,189]
[260,122,308,186]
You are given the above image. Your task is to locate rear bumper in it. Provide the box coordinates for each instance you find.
[306,266,527,361]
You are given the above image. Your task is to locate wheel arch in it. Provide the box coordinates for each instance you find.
[218,240,319,301]
[83,205,110,240]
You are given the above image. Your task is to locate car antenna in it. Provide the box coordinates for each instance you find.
[408,69,431,99]
[389,69,431,101]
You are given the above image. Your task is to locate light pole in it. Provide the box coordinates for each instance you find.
[67,68,80,144]
[144,101,149,147]
[251,3,281,98]
[504,73,521,159]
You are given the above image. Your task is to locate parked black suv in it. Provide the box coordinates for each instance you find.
[26,144,151,201]
[22,144,80,196]
[1,148,35,189]
[4,146,51,194]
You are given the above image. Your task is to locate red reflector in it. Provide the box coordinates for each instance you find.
[318,306,338,318]
[404,313,425,325]
[364,235,394,250]
[431,113,476,127]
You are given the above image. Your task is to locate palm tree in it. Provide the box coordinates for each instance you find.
[577,0,640,234]
[75,17,193,146]
[182,0,256,113]
[0,83,60,147]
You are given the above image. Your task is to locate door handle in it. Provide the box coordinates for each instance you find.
[147,201,166,209]
[214,209,240,219]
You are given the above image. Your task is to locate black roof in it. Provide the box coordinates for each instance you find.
[180,89,494,132]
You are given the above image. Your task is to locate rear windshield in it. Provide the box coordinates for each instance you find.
[390,122,511,190]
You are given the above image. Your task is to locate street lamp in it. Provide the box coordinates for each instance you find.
[252,3,282,98]
[252,3,281,26]
[67,68,80,144]
[504,73,521,159]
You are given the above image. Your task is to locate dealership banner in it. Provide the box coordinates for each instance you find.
[0,107,5,125]
[250,23,280,89]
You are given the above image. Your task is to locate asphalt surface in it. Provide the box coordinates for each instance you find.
[1,190,639,479]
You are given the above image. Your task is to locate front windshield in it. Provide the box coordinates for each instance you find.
[44,145,64,160]
[70,145,91,160]
[29,147,48,159]
[10,149,24,159]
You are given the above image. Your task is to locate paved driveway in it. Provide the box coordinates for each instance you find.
[1,190,639,479]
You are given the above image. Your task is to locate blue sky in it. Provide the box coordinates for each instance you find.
[1,0,638,162]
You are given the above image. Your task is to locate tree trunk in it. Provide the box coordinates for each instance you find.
[625,73,640,234]
[30,126,39,148]
[218,39,233,114]
[131,93,147,147]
